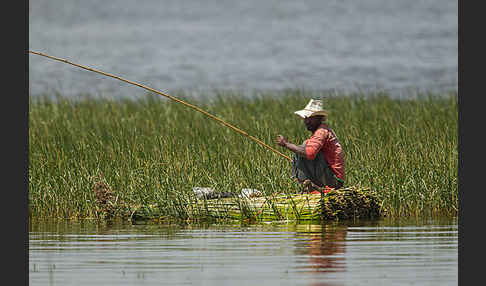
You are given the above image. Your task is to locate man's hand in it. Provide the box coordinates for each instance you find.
[276,135,306,157]
[276,135,288,147]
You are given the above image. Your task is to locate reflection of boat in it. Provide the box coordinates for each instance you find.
[295,224,348,275]
[127,186,382,222]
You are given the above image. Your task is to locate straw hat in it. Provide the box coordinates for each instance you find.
[294,99,328,118]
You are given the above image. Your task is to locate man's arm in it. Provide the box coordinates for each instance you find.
[275,135,306,157]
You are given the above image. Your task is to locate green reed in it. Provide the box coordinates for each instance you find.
[29,90,458,219]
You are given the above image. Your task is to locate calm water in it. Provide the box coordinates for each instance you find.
[29,0,457,98]
[29,217,458,286]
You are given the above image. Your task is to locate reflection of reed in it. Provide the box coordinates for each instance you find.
[47,263,55,286]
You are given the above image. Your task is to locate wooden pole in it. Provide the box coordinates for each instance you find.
[29,50,292,162]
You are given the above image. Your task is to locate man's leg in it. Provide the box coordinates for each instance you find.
[322,167,344,189]
[291,149,327,187]
[291,149,344,190]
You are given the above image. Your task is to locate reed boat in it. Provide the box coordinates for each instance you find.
[107,186,383,222]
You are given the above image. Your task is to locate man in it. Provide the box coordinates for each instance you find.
[275,99,345,192]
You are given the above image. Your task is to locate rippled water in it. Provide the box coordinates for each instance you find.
[29,217,458,286]
[29,0,457,98]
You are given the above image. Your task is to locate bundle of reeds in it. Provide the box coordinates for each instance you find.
[121,186,382,222]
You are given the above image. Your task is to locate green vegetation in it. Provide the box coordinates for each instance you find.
[127,187,381,222]
[29,90,458,220]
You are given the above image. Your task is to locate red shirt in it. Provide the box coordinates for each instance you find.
[304,124,345,181]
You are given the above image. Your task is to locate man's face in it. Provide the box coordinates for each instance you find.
[304,116,321,132]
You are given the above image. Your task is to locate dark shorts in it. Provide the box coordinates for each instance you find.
[291,147,344,189]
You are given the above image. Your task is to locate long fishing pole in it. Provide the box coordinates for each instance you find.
[29,50,292,162]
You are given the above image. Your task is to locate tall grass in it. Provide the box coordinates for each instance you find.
[29,90,458,219]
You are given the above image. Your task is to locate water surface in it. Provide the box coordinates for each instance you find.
[29,0,457,98]
[29,217,458,285]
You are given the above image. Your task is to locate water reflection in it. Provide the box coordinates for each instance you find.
[295,224,347,274]
[295,224,349,286]
[29,218,457,286]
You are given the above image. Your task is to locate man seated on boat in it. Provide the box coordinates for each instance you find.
[275,99,345,193]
